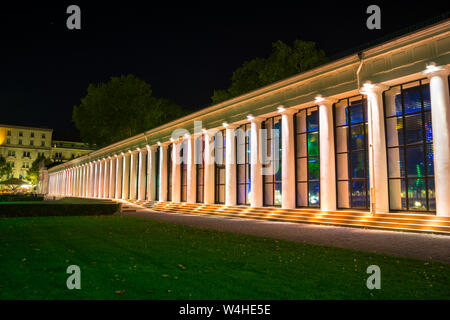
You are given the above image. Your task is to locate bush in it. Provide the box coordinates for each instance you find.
[0,195,44,202]
[0,203,119,218]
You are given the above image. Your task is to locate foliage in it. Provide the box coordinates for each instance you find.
[73,74,187,148]
[0,155,13,180]
[25,154,50,185]
[212,40,328,104]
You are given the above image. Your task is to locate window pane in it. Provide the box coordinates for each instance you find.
[406,146,425,177]
[426,144,434,176]
[307,132,319,156]
[337,181,350,208]
[336,153,348,180]
[388,147,405,178]
[424,112,433,142]
[351,181,367,208]
[350,103,363,124]
[405,114,423,145]
[335,127,348,153]
[407,178,426,211]
[308,182,320,207]
[389,179,406,210]
[427,178,436,211]
[308,157,320,180]
[307,107,319,132]
[350,152,365,178]
[296,158,307,181]
[403,84,422,114]
[237,184,246,204]
[296,110,307,133]
[384,89,402,117]
[422,83,431,110]
[264,184,273,206]
[296,182,307,207]
[296,134,307,157]
[386,117,404,147]
[237,165,245,183]
[274,183,282,206]
[350,124,365,150]
[335,102,348,126]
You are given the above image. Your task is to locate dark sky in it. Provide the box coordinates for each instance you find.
[1,2,448,139]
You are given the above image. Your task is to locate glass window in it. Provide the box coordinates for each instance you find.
[214,130,226,204]
[384,79,435,212]
[263,116,282,206]
[334,96,370,209]
[295,107,320,207]
[195,135,204,203]
[236,123,251,205]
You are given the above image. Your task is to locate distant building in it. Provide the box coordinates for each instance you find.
[0,124,95,179]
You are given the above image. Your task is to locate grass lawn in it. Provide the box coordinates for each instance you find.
[0,214,449,300]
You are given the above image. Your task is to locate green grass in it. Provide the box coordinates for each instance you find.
[0,215,449,300]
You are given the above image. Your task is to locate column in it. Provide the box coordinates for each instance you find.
[225,125,237,206]
[204,131,215,204]
[158,144,168,202]
[103,157,110,198]
[89,162,95,197]
[109,156,116,199]
[122,151,131,199]
[138,148,147,200]
[186,136,197,203]
[93,161,99,198]
[115,154,123,199]
[171,141,181,203]
[317,96,338,211]
[98,159,105,198]
[146,146,157,201]
[280,109,296,209]
[361,82,390,213]
[250,117,264,207]
[129,150,138,200]
[423,64,450,217]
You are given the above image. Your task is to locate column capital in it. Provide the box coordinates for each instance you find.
[359,81,389,95]
[314,95,338,106]
[277,106,297,115]
[224,123,239,130]
[422,62,450,78]
[247,114,265,123]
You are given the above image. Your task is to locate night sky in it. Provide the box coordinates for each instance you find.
[1,2,448,140]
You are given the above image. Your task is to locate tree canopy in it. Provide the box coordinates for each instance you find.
[211,40,328,104]
[73,74,187,148]
[25,154,51,185]
[0,155,13,181]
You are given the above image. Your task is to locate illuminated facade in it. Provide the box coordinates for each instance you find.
[47,21,450,217]
[0,124,94,179]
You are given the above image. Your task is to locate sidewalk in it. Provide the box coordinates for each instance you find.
[121,209,450,264]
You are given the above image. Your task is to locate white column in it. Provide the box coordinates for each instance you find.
[138,149,147,200]
[103,158,110,198]
[384,88,402,210]
[98,160,105,198]
[159,144,168,202]
[204,131,215,204]
[279,109,296,209]
[361,82,390,213]
[146,146,157,201]
[109,156,116,199]
[88,162,94,197]
[250,117,264,207]
[424,64,450,216]
[93,161,99,198]
[187,136,197,203]
[115,154,123,199]
[172,141,181,203]
[129,150,138,200]
[122,151,131,199]
[225,125,237,206]
[317,97,338,211]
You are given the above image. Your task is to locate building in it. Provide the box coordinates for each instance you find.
[47,20,450,225]
[0,124,94,180]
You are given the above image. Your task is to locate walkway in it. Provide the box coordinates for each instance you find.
[121,208,450,264]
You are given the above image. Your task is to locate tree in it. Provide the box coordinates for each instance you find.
[25,154,50,185]
[211,40,328,104]
[0,155,13,180]
[73,74,187,148]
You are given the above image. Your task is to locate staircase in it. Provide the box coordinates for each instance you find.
[124,200,450,236]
